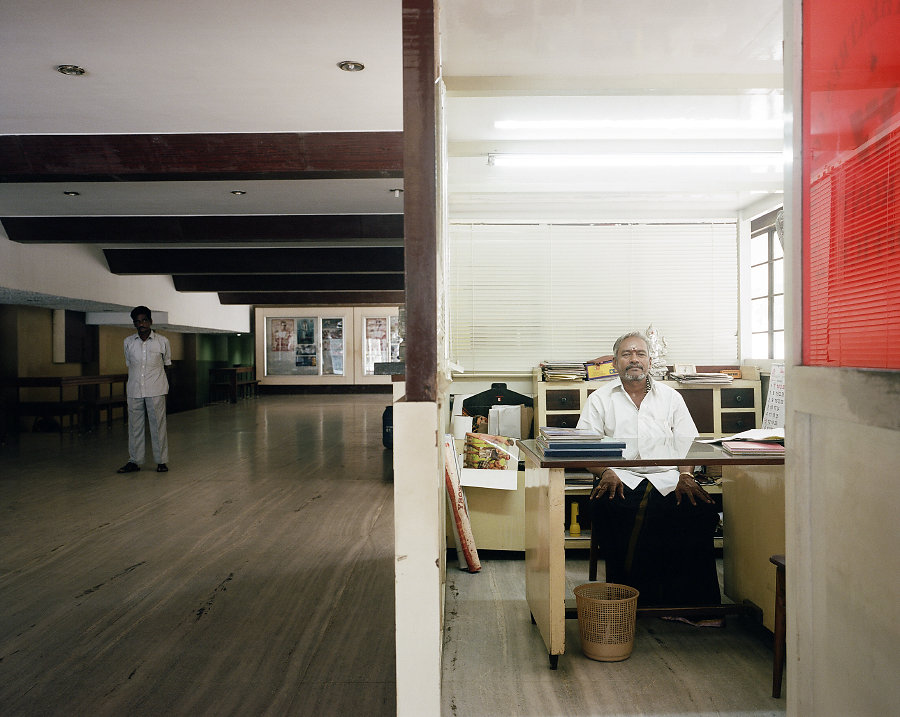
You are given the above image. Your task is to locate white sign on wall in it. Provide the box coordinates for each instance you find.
[762,362,786,429]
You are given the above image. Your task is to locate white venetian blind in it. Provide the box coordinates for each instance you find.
[449,222,738,372]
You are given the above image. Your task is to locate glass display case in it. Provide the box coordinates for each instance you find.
[255,307,398,385]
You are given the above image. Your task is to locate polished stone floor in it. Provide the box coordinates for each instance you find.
[442,553,786,717]
[0,395,395,716]
[2,394,786,716]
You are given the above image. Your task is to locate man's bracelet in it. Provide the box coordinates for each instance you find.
[679,471,694,479]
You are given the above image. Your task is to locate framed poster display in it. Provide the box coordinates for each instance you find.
[355,306,401,384]
[257,308,354,385]
[255,306,398,385]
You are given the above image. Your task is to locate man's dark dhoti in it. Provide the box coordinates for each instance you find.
[592,478,721,607]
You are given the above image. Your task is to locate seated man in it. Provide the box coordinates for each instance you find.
[577,330,721,612]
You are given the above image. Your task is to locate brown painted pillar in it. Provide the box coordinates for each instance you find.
[402,0,438,402]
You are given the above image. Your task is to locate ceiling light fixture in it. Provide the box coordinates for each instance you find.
[337,60,365,72]
[63,191,80,196]
[56,64,86,76]
[230,190,246,195]
[494,119,781,131]
[487,152,783,168]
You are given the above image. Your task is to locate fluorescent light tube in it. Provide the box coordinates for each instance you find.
[494,119,781,131]
[488,153,783,168]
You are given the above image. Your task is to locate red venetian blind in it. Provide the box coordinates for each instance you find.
[803,0,900,368]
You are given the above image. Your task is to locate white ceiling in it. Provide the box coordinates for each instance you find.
[0,0,785,323]
[440,1,785,222]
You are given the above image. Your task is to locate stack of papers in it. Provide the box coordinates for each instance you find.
[669,372,734,384]
[722,440,785,456]
[698,428,785,445]
[540,361,587,381]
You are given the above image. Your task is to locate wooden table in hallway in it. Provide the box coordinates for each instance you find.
[209,365,259,403]
[517,438,785,669]
[2,373,128,432]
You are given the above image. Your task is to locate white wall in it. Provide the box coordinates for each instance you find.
[0,229,249,333]
[393,399,444,717]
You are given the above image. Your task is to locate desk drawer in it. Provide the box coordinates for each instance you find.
[545,390,580,411]
[721,388,755,408]
[545,413,581,429]
[721,412,757,433]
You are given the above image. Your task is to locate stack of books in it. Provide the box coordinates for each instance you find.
[540,361,587,381]
[721,440,785,456]
[668,372,734,384]
[536,427,625,458]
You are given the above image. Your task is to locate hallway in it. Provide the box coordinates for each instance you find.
[0,395,396,716]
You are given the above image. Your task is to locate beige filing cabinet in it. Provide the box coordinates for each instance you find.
[722,463,786,631]
[533,368,762,438]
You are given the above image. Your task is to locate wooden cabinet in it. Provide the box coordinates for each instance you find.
[533,368,761,438]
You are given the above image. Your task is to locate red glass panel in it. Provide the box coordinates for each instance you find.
[802,0,900,368]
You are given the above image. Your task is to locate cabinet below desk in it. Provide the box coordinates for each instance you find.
[722,464,785,632]
[446,470,526,551]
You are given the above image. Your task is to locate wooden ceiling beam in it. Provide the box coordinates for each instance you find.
[1,215,404,244]
[219,291,405,306]
[174,274,404,292]
[104,247,404,274]
[0,132,403,182]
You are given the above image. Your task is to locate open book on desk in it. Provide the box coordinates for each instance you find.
[698,427,785,444]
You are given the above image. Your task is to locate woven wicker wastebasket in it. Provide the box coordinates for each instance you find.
[574,582,640,662]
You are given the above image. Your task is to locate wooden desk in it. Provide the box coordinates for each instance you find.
[2,374,128,432]
[518,439,784,669]
[209,366,258,403]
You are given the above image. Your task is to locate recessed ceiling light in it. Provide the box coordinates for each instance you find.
[56,64,86,76]
[63,191,80,196]
[337,60,365,72]
[230,190,246,195]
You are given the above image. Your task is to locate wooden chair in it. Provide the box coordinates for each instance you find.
[770,554,786,698]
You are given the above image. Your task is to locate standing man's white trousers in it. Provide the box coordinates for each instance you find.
[127,395,168,465]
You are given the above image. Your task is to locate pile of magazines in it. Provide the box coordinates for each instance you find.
[668,372,733,384]
[540,361,587,381]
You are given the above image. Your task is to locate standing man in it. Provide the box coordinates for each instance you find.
[577,330,721,614]
[117,306,171,474]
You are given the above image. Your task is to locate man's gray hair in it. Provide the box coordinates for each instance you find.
[613,330,650,356]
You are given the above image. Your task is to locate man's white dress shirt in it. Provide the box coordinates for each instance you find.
[125,330,171,398]
[576,378,698,496]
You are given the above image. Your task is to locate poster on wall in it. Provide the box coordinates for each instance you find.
[364,317,389,375]
[293,318,318,375]
[321,318,344,375]
[266,317,319,376]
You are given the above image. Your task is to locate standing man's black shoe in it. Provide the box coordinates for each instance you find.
[156,463,168,472]
[117,462,140,474]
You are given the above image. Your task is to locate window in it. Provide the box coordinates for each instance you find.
[748,209,784,359]
[449,223,739,372]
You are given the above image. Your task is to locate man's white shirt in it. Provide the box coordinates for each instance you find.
[576,378,698,496]
[125,330,171,398]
